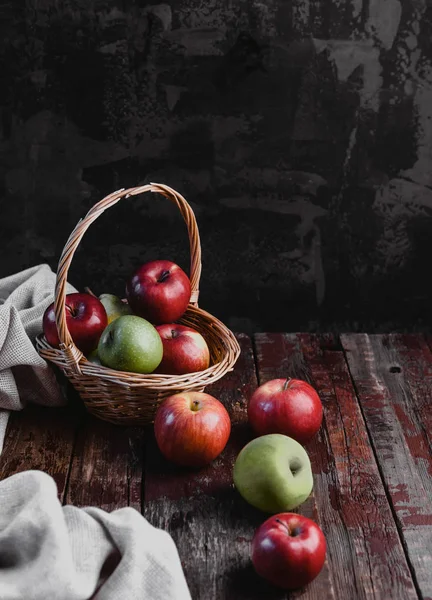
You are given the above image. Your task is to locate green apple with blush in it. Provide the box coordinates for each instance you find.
[99,293,131,324]
[233,434,313,513]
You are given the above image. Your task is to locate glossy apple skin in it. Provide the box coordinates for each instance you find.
[252,513,326,590]
[155,324,210,375]
[154,392,231,467]
[43,293,108,355]
[125,260,191,325]
[248,378,323,444]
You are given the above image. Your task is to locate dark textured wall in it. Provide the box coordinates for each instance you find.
[1,1,432,333]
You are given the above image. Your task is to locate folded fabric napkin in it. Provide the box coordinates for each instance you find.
[0,264,76,453]
[0,470,192,600]
[0,266,192,599]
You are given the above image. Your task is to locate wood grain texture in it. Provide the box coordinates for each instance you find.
[3,331,431,600]
[342,333,432,599]
[144,334,273,600]
[0,403,80,503]
[254,333,418,600]
[65,414,145,511]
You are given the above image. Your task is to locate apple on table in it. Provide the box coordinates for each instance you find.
[154,392,231,467]
[248,378,323,444]
[251,512,326,590]
[233,433,313,513]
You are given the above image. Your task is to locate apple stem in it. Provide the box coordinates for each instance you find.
[275,518,291,536]
[191,400,200,412]
[158,270,171,283]
[283,378,292,391]
[84,286,97,297]
[275,518,300,537]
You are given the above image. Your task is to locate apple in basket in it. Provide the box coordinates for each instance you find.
[98,315,163,374]
[43,292,108,355]
[251,512,326,590]
[98,293,131,324]
[155,324,210,375]
[125,260,191,325]
[154,392,231,467]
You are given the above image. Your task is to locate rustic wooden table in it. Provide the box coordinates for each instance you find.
[0,333,431,599]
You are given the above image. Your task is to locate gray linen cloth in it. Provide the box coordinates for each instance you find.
[0,470,192,600]
[0,266,192,599]
[0,264,77,452]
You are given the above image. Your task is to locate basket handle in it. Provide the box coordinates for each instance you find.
[53,183,202,358]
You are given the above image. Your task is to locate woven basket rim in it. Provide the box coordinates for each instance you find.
[37,304,240,389]
[37,183,240,423]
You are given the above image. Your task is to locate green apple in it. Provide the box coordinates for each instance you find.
[99,293,131,324]
[87,349,102,365]
[233,433,313,513]
[98,315,163,374]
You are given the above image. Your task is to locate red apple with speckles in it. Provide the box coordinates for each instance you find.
[248,378,323,444]
[252,513,326,590]
[43,293,108,355]
[125,260,191,325]
[154,392,231,467]
[156,324,210,375]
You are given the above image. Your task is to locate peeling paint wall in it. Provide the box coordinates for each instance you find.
[1,0,432,332]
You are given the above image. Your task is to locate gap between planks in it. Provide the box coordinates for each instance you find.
[341,333,432,600]
[0,394,83,504]
[64,413,145,511]
[254,333,419,600]
[1,333,430,600]
[143,334,284,600]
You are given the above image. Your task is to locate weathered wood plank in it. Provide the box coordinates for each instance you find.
[65,414,145,512]
[391,334,432,486]
[342,333,432,599]
[144,334,274,600]
[0,403,80,503]
[255,333,418,600]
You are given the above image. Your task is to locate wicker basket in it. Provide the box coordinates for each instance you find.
[36,183,241,426]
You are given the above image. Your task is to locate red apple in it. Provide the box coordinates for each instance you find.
[125,260,191,325]
[43,293,108,355]
[252,513,326,590]
[154,392,231,467]
[248,378,323,444]
[155,324,210,375]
